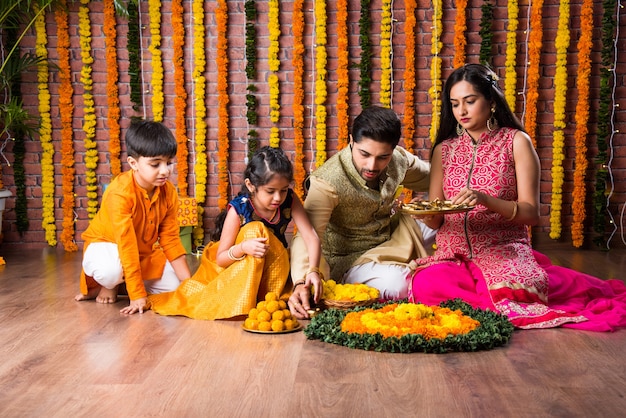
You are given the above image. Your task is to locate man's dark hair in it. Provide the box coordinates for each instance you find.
[350,106,402,147]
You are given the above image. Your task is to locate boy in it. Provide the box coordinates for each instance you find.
[75,120,192,315]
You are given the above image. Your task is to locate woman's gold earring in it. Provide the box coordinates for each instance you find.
[487,107,497,132]
[456,123,464,136]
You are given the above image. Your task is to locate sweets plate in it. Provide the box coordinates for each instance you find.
[400,201,474,216]
[242,323,303,334]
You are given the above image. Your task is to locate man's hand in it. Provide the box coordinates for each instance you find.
[120,297,149,315]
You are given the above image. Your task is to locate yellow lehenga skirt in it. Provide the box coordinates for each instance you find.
[149,222,291,320]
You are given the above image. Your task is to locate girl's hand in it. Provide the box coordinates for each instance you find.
[241,237,269,258]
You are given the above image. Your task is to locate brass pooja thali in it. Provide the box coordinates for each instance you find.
[400,199,475,216]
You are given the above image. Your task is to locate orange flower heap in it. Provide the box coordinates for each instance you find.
[341,303,480,340]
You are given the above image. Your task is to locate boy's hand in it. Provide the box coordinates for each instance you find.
[120,297,149,315]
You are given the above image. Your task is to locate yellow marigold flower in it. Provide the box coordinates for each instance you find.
[271,320,284,332]
[258,321,272,332]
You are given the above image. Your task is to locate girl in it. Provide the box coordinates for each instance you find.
[409,64,626,331]
[149,146,322,320]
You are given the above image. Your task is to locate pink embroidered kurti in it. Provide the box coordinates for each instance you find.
[409,128,626,330]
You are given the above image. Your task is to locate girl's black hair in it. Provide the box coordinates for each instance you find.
[125,120,177,159]
[209,146,293,242]
[432,63,526,158]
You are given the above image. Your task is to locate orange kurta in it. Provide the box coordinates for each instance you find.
[149,222,290,320]
[79,170,186,300]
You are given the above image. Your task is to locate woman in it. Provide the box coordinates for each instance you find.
[409,64,626,330]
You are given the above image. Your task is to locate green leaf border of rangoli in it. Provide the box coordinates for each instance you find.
[304,299,514,353]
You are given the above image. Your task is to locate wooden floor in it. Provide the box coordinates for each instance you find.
[0,242,625,418]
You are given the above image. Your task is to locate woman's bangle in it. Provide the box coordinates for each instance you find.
[227,244,246,261]
[305,266,324,280]
[506,201,518,221]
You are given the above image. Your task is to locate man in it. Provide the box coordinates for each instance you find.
[289,106,434,318]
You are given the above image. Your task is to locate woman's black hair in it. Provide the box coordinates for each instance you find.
[432,63,526,158]
[210,146,293,241]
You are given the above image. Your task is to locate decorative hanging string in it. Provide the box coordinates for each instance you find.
[35,4,56,246]
[268,0,281,148]
[402,0,417,203]
[571,0,593,247]
[104,0,121,177]
[148,0,164,122]
[216,0,230,209]
[504,0,519,110]
[379,0,392,108]
[314,0,328,168]
[605,0,621,248]
[336,0,350,150]
[192,0,208,246]
[453,0,467,68]
[244,0,259,162]
[172,0,188,196]
[549,0,570,240]
[292,0,306,199]
[138,3,148,119]
[429,0,443,143]
[56,0,78,252]
[358,0,373,108]
[79,0,99,219]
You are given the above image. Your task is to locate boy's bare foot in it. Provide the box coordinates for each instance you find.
[95,286,118,304]
[74,286,100,302]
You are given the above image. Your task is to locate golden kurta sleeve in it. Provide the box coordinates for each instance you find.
[289,176,335,282]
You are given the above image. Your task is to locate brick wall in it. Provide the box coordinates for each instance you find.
[2,0,625,249]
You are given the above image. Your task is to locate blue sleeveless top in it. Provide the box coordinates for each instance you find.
[228,189,294,248]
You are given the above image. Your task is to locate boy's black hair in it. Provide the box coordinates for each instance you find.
[126,120,177,159]
[350,106,402,147]
[209,146,293,242]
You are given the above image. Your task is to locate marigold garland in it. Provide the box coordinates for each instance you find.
[402,0,417,154]
[192,0,208,246]
[429,0,443,144]
[504,0,519,110]
[55,1,78,252]
[336,0,350,150]
[292,0,306,199]
[79,0,99,219]
[104,0,121,177]
[571,0,593,247]
[379,0,392,108]
[35,6,56,246]
[315,0,328,168]
[524,0,544,147]
[216,0,230,210]
[549,0,570,240]
[172,0,188,196]
[478,1,495,66]
[453,0,468,68]
[148,0,164,123]
[304,299,514,353]
[268,0,281,148]
[358,0,373,107]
